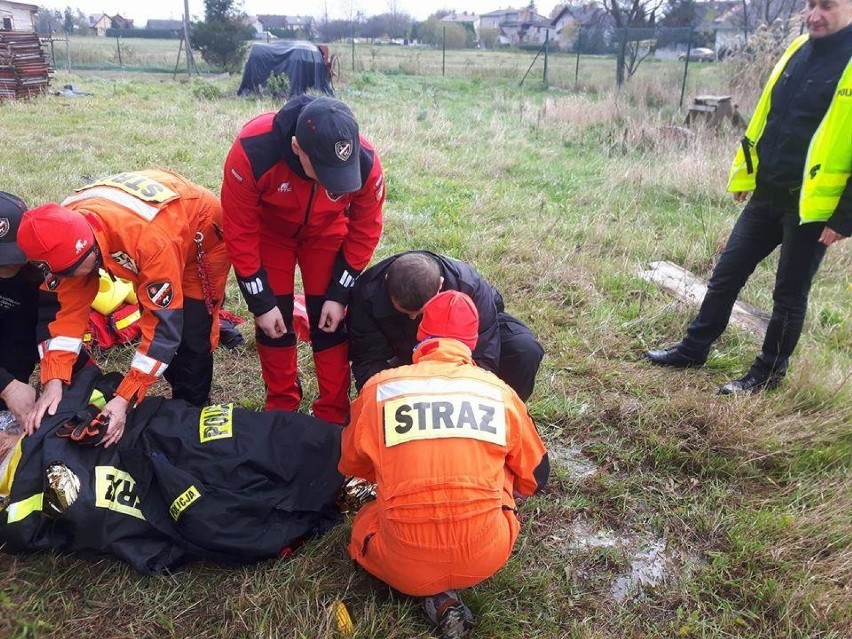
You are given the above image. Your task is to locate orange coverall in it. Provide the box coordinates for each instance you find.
[339,338,549,596]
[38,170,230,404]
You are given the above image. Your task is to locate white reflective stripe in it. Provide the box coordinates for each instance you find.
[240,277,263,296]
[63,187,160,222]
[45,336,83,354]
[377,377,504,402]
[130,351,168,377]
[37,341,46,358]
[338,271,355,288]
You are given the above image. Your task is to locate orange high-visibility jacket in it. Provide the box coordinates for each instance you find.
[339,338,549,595]
[38,170,227,403]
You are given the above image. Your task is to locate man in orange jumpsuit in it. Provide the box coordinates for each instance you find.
[339,291,549,639]
[17,169,230,447]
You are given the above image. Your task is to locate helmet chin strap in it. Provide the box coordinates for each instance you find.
[92,244,103,271]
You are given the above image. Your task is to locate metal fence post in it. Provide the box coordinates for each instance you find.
[679,27,694,109]
[543,29,549,86]
[442,27,446,76]
[574,27,581,89]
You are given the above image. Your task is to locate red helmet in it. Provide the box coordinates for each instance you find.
[417,290,480,350]
[18,203,95,274]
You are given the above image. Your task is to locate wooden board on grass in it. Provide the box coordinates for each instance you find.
[638,260,769,337]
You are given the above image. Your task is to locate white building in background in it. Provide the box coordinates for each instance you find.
[441,12,480,39]
[479,7,551,46]
[0,1,38,32]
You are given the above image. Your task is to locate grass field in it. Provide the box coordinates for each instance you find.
[1,42,850,639]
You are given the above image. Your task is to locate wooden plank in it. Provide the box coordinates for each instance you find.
[638,260,769,337]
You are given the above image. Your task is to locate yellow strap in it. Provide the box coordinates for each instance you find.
[114,309,141,330]
[89,388,107,410]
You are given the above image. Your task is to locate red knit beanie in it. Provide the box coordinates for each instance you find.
[17,203,94,273]
[417,290,479,349]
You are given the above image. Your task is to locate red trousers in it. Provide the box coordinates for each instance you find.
[255,227,350,424]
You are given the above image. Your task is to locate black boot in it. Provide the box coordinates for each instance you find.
[717,370,784,395]
[644,344,706,368]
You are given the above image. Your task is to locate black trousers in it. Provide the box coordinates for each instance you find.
[497,312,544,402]
[163,298,215,406]
[680,186,828,377]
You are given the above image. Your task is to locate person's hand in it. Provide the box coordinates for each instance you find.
[99,396,129,448]
[256,306,287,338]
[733,191,749,203]
[318,300,346,333]
[25,379,63,435]
[0,380,36,424]
[819,227,845,247]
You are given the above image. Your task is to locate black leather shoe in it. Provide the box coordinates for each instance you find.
[644,347,706,368]
[717,372,783,395]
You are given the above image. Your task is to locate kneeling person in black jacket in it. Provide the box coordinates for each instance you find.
[347,251,544,400]
[0,192,40,424]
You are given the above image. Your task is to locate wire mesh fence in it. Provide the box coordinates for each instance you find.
[42,35,214,74]
[39,32,739,112]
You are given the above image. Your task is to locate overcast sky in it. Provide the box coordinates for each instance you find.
[39,1,561,25]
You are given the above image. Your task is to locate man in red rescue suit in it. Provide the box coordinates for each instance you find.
[18,169,230,447]
[222,95,385,425]
[339,291,549,639]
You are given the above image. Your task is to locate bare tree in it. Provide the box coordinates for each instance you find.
[386,0,412,39]
[739,0,801,40]
[339,0,362,35]
[601,0,666,84]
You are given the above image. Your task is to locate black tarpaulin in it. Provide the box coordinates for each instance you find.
[0,366,345,574]
[237,41,333,97]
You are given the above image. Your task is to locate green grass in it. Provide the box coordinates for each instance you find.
[1,44,850,638]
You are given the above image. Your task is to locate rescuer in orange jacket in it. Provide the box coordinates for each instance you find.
[18,169,230,447]
[339,291,549,639]
[222,95,384,424]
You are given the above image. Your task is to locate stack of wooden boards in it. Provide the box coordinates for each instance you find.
[0,31,50,99]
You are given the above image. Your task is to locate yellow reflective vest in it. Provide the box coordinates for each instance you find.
[727,34,852,223]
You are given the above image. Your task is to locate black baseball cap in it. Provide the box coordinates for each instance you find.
[0,191,27,266]
[295,97,362,194]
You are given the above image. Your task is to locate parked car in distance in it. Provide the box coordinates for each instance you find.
[678,47,716,62]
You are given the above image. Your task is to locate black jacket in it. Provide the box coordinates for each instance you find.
[347,251,504,390]
[1,366,345,574]
[0,265,40,393]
